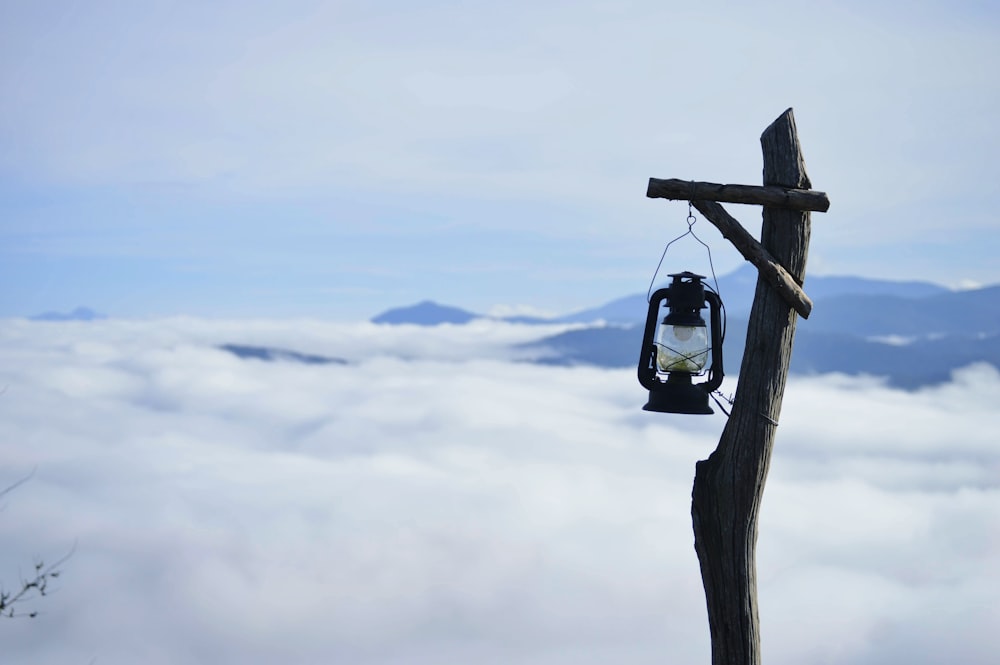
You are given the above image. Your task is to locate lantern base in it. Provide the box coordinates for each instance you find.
[642,377,713,415]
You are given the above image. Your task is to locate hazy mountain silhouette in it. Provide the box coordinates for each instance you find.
[805,285,1000,337]
[554,265,950,324]
[522,319,1000,389]
[520,276,1000,389]
[361,268,1000,387]
[218,344,348,365]
[372,300,482,325]
[371,266,952,326]
[30,306,107,321]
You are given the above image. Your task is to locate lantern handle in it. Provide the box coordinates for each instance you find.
[646,201,722,304]
[702,289,725,392]
[703,279,727,345]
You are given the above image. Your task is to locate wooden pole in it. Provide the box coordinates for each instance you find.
[689,199,812,318]
[690,108,813,665]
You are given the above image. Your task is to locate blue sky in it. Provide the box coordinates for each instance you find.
[3,0,999,319]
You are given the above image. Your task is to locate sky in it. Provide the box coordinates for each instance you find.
[2,0,999,319]
[1,318,998,664]
[3,6,999,662]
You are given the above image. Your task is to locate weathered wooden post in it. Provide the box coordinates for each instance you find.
[646,108,828,665]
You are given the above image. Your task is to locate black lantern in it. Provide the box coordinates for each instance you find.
[638,271,724,414]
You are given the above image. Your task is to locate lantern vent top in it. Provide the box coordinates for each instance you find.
[669,271,706,282]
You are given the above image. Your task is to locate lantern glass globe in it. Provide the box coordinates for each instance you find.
[656,324,709,373]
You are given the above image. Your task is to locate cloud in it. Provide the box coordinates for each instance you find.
[0,318,997,664]
[4,1,997,215]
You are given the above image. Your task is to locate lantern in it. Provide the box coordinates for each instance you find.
[638,271,724,414]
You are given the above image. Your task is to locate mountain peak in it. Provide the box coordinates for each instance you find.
[371,301,481,326]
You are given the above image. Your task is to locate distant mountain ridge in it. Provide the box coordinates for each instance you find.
[555,265,950,324]
[218,344,348,365]
[30,306,107,322]
[371,267,999,388]
[521,279,1000,389]
[370,266,954,326]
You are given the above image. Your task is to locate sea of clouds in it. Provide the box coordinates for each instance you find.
[1,318,997,665]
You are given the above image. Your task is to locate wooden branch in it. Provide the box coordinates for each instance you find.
[690,200,813,319]
[691,108,816,665]
[647,177,829,212]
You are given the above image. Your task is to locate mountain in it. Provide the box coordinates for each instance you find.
[372,301,482,326]
[522,317,1000,390]
[30,306,107,322]
[526,325,642,368]
[796,273,947,302]
[371,267,951,327]
[219,344,347,365]
[805,285,1000,337]
[370,301,554,326]
[555,294,648,326]
[554,265,950,324]
[788,331,1000,389]
[367,269,999,388]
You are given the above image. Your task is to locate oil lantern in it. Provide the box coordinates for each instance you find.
[638,271,724,414]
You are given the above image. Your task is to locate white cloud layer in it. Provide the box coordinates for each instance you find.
[0,319,997,664]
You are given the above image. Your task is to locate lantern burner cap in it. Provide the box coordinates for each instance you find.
[665,271,708,312]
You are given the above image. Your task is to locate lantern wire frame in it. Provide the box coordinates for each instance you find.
[645,202,732,416]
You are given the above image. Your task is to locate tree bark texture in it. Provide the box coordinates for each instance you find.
[690,108,813,665]
[646,177,829,212]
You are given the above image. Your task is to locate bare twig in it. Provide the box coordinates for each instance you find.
[0,543,75,619]
[0,468,36,504]
[1,473,74,619]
